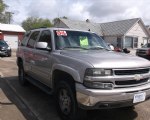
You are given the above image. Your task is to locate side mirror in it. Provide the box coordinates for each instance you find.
[36,42,51,51]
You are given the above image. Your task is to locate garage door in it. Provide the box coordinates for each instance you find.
[4,35,18,49]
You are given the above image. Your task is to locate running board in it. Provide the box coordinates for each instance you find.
[25,76,53,95]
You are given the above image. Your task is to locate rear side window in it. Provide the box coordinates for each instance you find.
[21,32,31,46]
[27,31,40,48]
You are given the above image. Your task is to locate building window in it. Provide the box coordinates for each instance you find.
[133,37,138,48]
[143,37,148,45]
[125,36,138,48]
[117,37,121,47]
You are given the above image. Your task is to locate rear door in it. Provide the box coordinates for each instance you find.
[31,30,52,86]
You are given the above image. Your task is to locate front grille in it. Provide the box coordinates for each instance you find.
[114,68,149,75]
[115,78,149,85]
[138,50,147,54]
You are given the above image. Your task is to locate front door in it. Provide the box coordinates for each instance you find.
[32,30,52,86]
[24,31,40,77]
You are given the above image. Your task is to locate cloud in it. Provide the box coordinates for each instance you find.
[4,0,31,24]
[86,1,126,17]
[84,0,150,24]
[26,0,89,21]
[3,0,150,25]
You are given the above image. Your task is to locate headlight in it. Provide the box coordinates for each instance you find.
[7,47,11,50]
[85,68,112,76]
[84,81,113,89]
[83,68,113,89]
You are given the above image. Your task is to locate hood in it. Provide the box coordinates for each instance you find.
[60,50,150,68]
[137,48,149,50]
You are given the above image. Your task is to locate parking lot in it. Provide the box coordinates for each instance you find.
[1,53,150,120]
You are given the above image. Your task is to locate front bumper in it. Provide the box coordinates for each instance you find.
[0,50,11,56]
[76,83,150,109]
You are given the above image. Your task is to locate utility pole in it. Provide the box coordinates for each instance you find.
[5,11,14,24]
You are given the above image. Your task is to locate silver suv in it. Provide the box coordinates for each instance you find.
[17,28,150,120]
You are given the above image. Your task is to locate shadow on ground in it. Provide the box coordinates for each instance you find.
[0,77,38,120]
[1,76,139,120]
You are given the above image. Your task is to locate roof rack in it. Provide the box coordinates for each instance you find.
[30,27,48,31]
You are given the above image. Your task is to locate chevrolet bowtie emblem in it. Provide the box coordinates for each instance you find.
[134,74,143,81]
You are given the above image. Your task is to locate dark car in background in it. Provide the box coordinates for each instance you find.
[0,40,11,57]
[136,43,150,60]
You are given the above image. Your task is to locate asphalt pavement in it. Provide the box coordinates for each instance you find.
[1,52,150,120]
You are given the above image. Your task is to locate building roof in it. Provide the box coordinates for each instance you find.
[0,23,25,32]
[58,18,146,36]
[60,19,103,36]
[100,18,140,36]
[146,25,150,34]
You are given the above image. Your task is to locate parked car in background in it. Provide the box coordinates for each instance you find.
[107,43,130,53]
[136,43,150,60]
[0,40,11,57]
[107,43,114,50]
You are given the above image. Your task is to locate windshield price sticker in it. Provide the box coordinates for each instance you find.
[56,31,67,36]
[80,36,89,47]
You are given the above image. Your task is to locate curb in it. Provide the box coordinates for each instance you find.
[0,72,3,78]
[1,76,39,120]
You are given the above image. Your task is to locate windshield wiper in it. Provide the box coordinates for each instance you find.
[61,46,88,50]
[89,46,104,49]
[88,46,110,51]
[61,46,110,51]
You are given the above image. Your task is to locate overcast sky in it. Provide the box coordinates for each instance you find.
[3,0,150,25]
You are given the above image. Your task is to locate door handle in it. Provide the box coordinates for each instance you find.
[30,60,35,64]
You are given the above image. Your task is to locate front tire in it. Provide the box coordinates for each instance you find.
[55,81,86,120]
[8,52,11,57]
[7,50,11,57]
[18,63,28,86]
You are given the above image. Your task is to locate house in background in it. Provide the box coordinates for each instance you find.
[55,18,150,49]
[146,25,150,40]
[0,23,25,49]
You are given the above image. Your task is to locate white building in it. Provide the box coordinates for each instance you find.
[55,18,150,49]
[0,23,25,49]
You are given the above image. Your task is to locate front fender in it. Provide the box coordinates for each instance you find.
[52,64,81,83]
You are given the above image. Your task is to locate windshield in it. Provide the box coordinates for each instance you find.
[142,43,150,48]
[0,40,8,46]
[54,30,110,50]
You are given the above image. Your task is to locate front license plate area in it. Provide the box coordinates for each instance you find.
[133,92,146,103]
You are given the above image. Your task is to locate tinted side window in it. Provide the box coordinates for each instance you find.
[21,32,31,46]
[27,31,40,48]
[38,30,51,48]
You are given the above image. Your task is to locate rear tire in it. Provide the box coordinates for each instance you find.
[55,81,87,120]
[18,63,28,86]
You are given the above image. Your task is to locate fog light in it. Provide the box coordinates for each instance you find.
[84,81,113,89]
